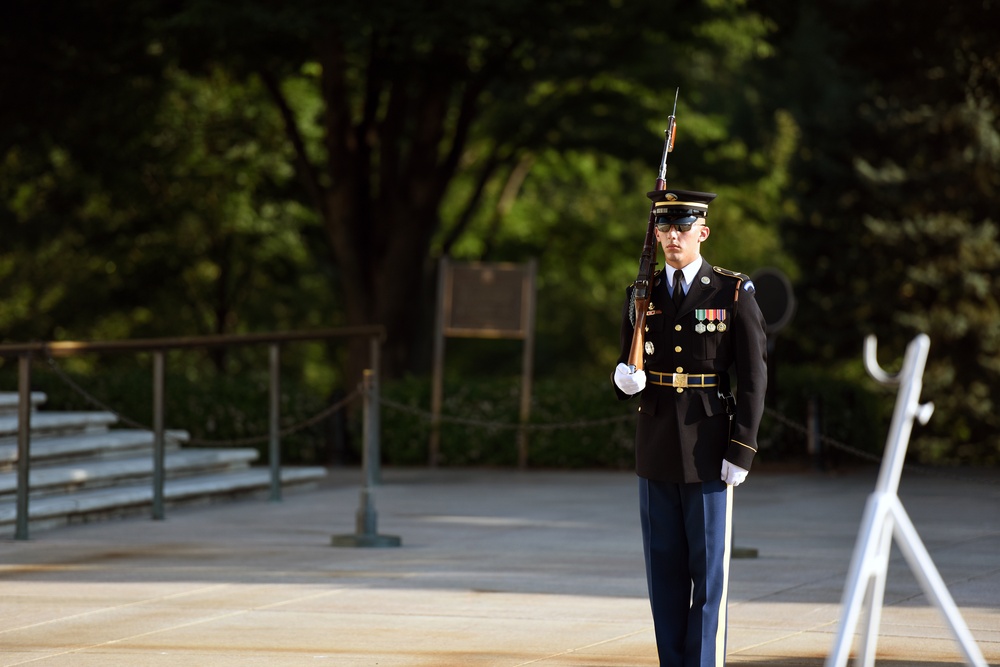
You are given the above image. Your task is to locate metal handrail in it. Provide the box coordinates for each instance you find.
[1,326,385,540]
[0,326,386,356]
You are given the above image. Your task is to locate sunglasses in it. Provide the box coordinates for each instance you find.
[654,219,703,234]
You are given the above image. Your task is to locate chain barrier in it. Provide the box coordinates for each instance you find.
[764,406,884,465]
[378,394,635,431]
[36,354,998,486]
[185,389,362,447]
[765,406,999,487]
[43,354,362,447]
[383,398,997,487]
[44,355,153,432]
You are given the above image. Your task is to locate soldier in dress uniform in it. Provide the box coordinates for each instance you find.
[612,189,767,666]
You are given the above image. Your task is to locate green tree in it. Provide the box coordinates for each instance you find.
[3,0,793,411]
[1,2,335,380]
[774,0,1000,464]
[155,0,783,386]
[1,0,170,342]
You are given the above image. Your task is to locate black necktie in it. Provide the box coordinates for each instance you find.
[672,269,685,309]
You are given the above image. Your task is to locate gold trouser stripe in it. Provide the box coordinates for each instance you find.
[715,483,734,666]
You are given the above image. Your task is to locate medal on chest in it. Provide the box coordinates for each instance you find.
[694,309,728,334]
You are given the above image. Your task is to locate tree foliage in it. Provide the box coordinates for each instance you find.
[146,0,783,385]
[1,2,334,372]
[3,0,997,466]
[773,0,1000,464]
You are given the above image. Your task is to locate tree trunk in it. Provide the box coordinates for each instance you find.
[318,42,465,390]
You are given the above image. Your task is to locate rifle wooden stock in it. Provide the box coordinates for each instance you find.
[628,305,648,370]
[625,175,667,371]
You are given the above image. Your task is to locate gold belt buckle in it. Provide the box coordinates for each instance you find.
[673,373,688,388]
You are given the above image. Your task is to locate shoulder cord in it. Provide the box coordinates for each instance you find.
[732,278,742,319]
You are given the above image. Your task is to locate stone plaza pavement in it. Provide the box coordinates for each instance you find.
[1,465,998,666]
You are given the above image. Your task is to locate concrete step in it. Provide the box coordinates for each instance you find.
[0,391,47,416]
[0,448,260,498]
[0,466,328,536]
[0,428,190,471]
[0,391,328,537]
[0,410,119,442]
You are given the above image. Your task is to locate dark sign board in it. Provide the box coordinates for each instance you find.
[444,262,532,339]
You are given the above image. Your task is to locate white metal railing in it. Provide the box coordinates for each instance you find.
[826,334,987,667]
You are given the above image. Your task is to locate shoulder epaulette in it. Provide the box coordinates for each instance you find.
[714,265,755,293]
[713,265,749,281]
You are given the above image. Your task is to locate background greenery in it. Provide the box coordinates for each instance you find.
[1,0,997,468]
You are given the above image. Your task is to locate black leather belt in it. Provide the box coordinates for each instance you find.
[647,371,720,388]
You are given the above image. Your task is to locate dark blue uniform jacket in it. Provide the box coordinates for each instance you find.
[614,260,767,483]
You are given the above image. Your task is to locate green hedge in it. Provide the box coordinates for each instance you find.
[759,362,888,466]
[1,360,638,469]
[3,358,892,469]
[378,374,637,469]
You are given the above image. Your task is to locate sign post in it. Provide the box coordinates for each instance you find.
[430,258,538,468]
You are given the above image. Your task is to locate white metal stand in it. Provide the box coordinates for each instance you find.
[826,334,987,667]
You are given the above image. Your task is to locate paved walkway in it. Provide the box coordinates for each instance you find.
[1,465,998,666]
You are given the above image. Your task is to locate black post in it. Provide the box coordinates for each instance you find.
[15,353,32,540]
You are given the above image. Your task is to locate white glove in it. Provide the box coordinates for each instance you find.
[614,363,646,395]
[721,460,749,487]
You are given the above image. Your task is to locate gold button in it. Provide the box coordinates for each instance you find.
[675,324,682,331]
[645,326,649,332]
[676,387,684,394]
[674,346,682,353]
[676,367,684,373]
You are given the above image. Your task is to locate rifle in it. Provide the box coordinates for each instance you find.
[627,88,679,371]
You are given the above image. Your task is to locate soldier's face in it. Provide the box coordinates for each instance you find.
[656,222,710,269]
